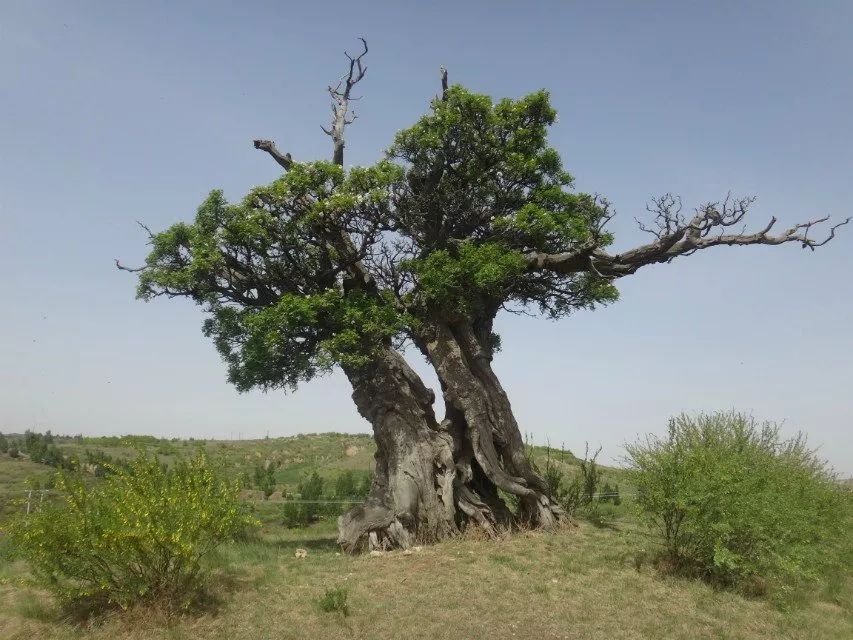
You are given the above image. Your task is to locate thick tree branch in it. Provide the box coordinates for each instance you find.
[527,195,849,278]
[252,139,293,170]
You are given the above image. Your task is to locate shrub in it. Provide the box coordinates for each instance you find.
[599,482,621,505]
[282,471,327,527]
[9,451,257,611]
[253,463,277,498]
[282,500,310,528]
[561,444,602,517]
[626,411,845,592]
[300,471,325,520]
[334,470,357,498]
[236,470,251,488]
[0,432,7,453]
[318,586,349,616]
[8,445,19,458]
[357,471,374,497]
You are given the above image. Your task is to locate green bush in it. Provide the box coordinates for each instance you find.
[282,471,328,527]
[300,471,325,520]
[626,411,845,592]
[318,586,349,616]
[599,482,621,505]
[357,471,374,497]
[334,470,357,498]
[559,444,602,518]
[282,500,310,528]
[253,463,277,498]
[9,451,257,611]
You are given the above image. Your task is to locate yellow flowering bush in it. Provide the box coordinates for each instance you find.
[9,451,257,610]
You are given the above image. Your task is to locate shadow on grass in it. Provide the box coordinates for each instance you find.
[585,516,621,531]
[22,577,236,631]
[253,534,340,554]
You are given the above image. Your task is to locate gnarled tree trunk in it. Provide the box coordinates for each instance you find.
[337,321,563,552]
[416,320,564,529]
[337,347,458,552]
[337,339,536,552]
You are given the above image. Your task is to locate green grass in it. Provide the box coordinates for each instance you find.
[0,457,55,519]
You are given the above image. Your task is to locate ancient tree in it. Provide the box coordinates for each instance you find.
[121,41,847,552]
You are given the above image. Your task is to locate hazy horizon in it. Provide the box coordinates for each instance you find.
[2,1,851,473]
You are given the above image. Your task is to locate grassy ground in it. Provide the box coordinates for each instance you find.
[0,434,849,639]
[1,519,850,640]
[0,456,55,518]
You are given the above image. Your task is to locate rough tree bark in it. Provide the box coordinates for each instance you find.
[337,336,545,552]
[336,348,459,552]
[417,320,564,530]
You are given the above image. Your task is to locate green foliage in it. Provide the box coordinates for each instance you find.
[0,432,7,453]
[333,470,358,499]
[253,463,277,498]
[134,81,627,398]
[139,167,409,392]
[8,445,19,458]
[318,586,349,616]
[299,471,325,522]
[390,85,619,319]
[84,449,128,477]
[560,445,603,518]
[358,471,374,497]
[599,482,621,505]
[282,470,328,528]
[403,241,526,313]
[76,435,160,447]
[21,430,73,470]
[626,412,846,593]
[8,451,257,611]
[528,441,607,523]
[281,501,310,528]
[299,470,325,501]
[237,470,251,488]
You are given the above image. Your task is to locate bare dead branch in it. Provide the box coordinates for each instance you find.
[136,220,154,239]
[526,194,849,278]
[326,37,369,166]
[440,66,448,100]
[115,259,145,273]
[253,139,293,170]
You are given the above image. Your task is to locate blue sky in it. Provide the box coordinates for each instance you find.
[1,1,851,472]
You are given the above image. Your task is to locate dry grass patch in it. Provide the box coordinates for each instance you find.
[0,520,850,640]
